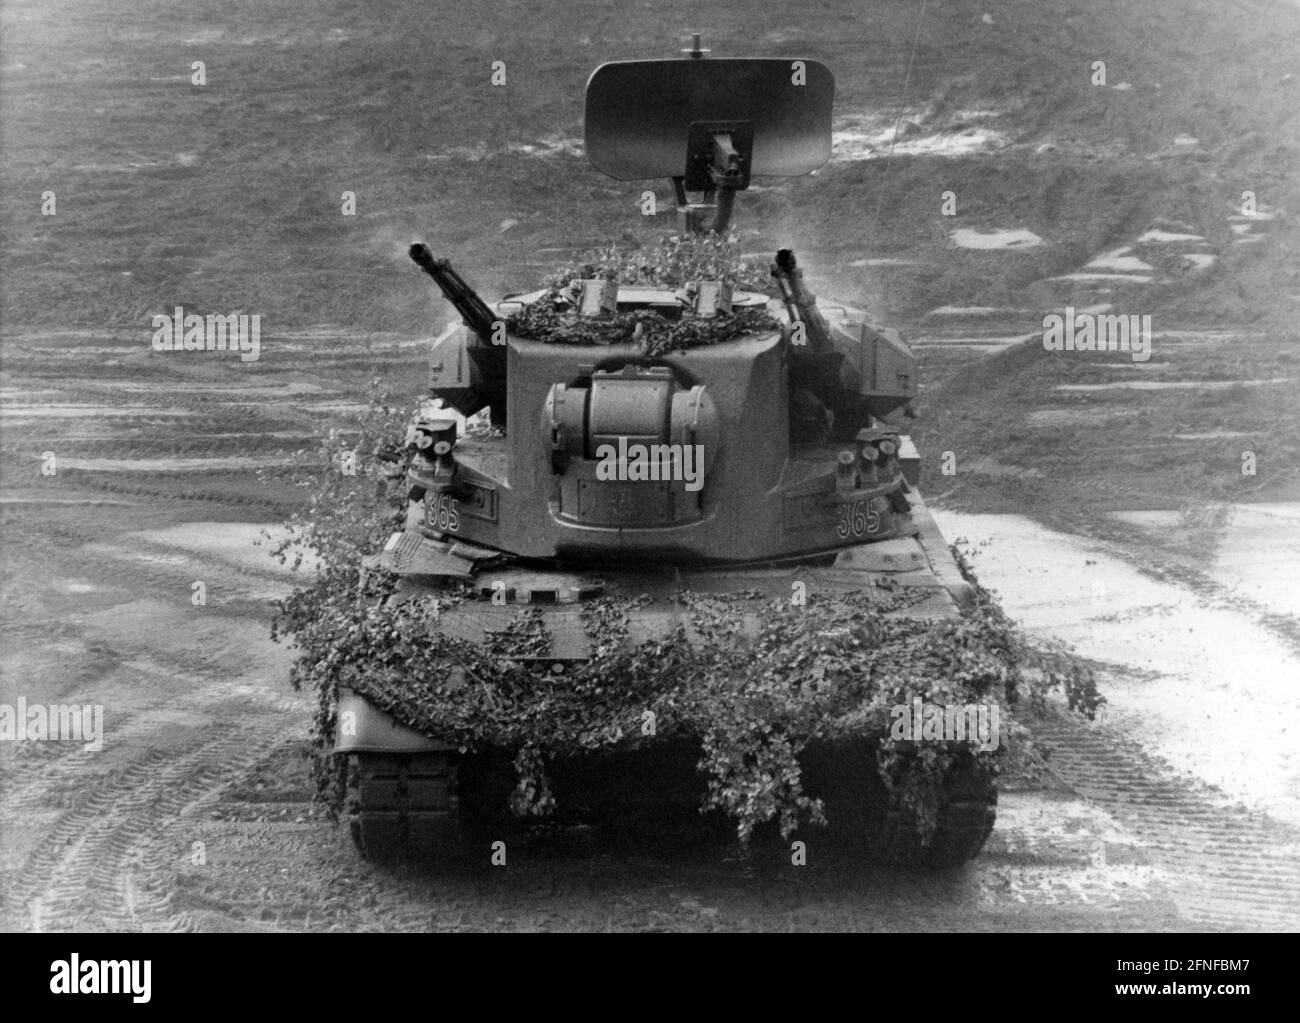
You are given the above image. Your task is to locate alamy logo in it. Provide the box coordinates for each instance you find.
[890,698,1001,751]
[0,698,103,751]
[594,438,705,492]
[50,955,151,1003]
[151,306,261,362]
[1042,306,1151,362]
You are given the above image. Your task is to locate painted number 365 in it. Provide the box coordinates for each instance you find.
[429,493,460,532]
[836,501,880,539]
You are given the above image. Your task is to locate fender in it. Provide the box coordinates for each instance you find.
[333,687,456,755]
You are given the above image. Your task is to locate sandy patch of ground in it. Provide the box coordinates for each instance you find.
[933,510,1300,829]
[127,522,320,582]
[1055,378,1287,391]
[951,228,1043,250]
[1084,247,1154,272]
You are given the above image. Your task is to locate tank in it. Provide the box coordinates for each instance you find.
[328,41,1000,867]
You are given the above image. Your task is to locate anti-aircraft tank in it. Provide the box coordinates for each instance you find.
[329,42,1000,867]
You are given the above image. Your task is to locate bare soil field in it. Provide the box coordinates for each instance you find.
[2,0,1298,931]
[3,324,1298,932]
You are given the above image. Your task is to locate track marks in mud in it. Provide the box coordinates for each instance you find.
[0,504,310,932]
[2,725,290,931]
[1035,715,1300,931]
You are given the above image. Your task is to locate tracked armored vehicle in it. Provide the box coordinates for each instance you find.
[332,44,999,866]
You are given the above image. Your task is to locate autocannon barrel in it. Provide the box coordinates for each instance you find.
[770,248,832,352]
[409,243,498,342]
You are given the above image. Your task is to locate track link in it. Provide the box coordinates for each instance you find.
[345,753,462,863]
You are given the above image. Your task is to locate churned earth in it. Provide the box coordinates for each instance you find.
[2,324,1298,932]
[2,0,1299,931]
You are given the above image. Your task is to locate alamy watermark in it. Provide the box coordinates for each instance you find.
[50,956,150,1003]
[889,698,1001,751]
[594,438,705,492]
[151,305,261,362]
[1043,306,1151,363]
[0,698,103,751]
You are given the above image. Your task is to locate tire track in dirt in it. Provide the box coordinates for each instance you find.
[2,723,292,932]
[1034,714,1300,931]
[0,710,142,796]
[3,746,177,929]
[0,501,307,931]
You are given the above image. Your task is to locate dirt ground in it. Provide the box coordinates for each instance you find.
[2,0,1299,931]
[2,326,1298,932]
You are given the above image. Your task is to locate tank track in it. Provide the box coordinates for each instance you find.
[343,747,995,867]
[804,743,997,867]
[866,756,997,867]
[345,752,462,862]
